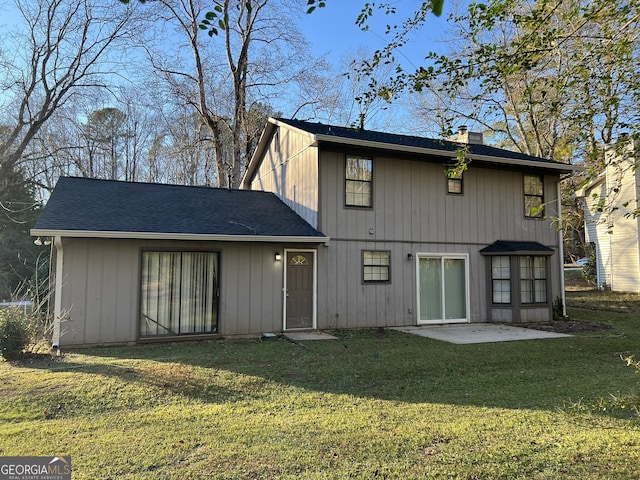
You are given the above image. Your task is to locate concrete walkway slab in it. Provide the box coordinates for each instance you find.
[284,331,338,341]
[391,323,572,344]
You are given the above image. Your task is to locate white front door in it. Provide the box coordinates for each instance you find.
[417,254,470,324]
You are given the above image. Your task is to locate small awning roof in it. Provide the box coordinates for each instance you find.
[479,240,555,255]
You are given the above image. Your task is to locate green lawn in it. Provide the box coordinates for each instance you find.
[1,293,639,479]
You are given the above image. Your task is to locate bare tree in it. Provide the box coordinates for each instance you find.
[0,0,141,190]
[22,85,160,193]
[146,109,217,186]
[143,0,326,188]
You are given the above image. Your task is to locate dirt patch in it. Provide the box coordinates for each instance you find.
[517,320,614,334]
[564,269,594,292]
[7,351,65,367]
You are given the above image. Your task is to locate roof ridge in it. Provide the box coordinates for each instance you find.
[274,117,576,167]
[58,176,277,195]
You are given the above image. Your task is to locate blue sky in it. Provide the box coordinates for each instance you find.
[296,1,462,132]
[0,1,461,133]
[1,1,458,67]
[299,2,457,67]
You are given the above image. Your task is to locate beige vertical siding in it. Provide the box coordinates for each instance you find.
[319,152,559,245]
[57,238,290,346]
[60,238,139,345]
[317,241,486,329]
[219,242,286,334]
[248,126,320,228]
[316,150,562,326]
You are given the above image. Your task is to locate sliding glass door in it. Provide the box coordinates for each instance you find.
[140,251,219,337]
[418,255,469,324]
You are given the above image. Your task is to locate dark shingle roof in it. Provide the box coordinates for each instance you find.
[275,118,573,168]
[33,177,326,240]
[479,240,554,254]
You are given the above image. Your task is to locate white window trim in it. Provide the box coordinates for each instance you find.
[415,253,470,325]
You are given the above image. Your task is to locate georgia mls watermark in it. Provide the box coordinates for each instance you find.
[0,457,71,480]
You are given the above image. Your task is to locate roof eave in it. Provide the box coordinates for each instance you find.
[242,117,318,188]
[480,249,555,256]
[574,173,606,197]
[311,135,583,173]
[30,229,330,244]
[241,120,277,188]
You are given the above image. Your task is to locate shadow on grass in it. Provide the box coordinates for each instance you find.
[16,315,640,421]
[566,290,640,314]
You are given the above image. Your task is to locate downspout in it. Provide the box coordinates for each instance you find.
[52,236,63,349]
[557,182,567,317]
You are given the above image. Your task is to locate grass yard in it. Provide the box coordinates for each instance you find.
[1,292,639,479]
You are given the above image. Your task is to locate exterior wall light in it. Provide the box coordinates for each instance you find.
[274,252,282,261]
[34,237,52,246]
[407,253,414,260]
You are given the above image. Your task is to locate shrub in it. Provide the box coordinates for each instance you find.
[0,308,33,360]
[622,356,640,417]
[582,252,598,286]
[552,296,564,320]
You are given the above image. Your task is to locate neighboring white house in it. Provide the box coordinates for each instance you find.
[576,138,640,293]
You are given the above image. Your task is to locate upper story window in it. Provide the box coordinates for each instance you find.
[345,156,372,207]
[447,170,463,194]
[524,174,544,218]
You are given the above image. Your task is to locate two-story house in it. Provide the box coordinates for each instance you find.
[32,118,580,347]
[244,118,580,331]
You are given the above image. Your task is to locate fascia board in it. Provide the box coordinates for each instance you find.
[574,173,606,197]
[242,117,318,188]
[480,249,555,256]
[241,121,276,188]
[465,153,584,173]
[31,229,330,244]
[311,134,583,174]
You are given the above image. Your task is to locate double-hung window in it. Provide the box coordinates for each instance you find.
[488,255,548,305]
[524,174,544,218]
[491,256,511,304]
[519,256,547,304]
[345,156,373,207]
[363,250,390,283]
[447,170,463,194]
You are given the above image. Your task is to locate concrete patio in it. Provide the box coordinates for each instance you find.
[390,323,572,344]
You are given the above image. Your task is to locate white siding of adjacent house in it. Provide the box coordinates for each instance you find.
[583,146,640,293]
[606,154,640,292]
[583,179,612,287]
